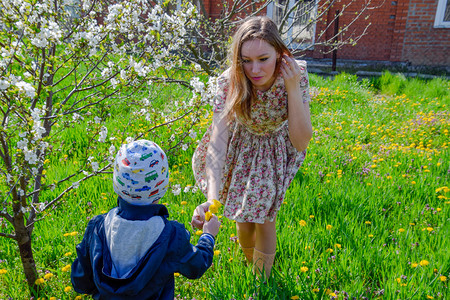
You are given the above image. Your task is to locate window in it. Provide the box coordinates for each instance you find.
[267,0,318,49]
[434,0,450,28]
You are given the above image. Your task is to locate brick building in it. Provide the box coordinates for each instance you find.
[200,0,450,67]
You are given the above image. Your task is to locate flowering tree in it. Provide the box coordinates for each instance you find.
[0,0,212,295]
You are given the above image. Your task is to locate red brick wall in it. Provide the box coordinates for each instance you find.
[201,0,449,66]
[306,0,449,66]
[401,0,450,66]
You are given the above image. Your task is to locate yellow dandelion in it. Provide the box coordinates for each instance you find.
[439,275,447,282]
[195,230,203,236]
[0,269,7,275]
[427,227,434,232]
[50,297,57,300]
[299,220,307,227]
[368,234,374,238]
[35,278,45,285]
[426,296,434,299]
[365,221,371,225]
[312,288,320,293]
[436,208,441,212]
[411,263,418,268]
[326,225,333,230]
[214,250,221,256]
[300,266,308,273]
[205,211,212,221]
[326,248,333,253]
[180,201,187,205]
[209,204,218,214]
[396,277,401,283]
[61,264,71,272]
[228,258,233,262]
[419,260,429,267]
[291,296,300,300]
[44,273,53,280]
[75,296,82,300]
[398,228,405,233]
[310,215,314,219]
[409,223,415,226]
[330,292,337,297]
[174,272,180,277]
[335,243,342,249]
[64,286,72,292]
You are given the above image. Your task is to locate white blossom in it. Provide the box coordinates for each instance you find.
[109,144,116,156]
[73,113,82,121]
[172,184,181,196]
[110,78,118,89]
[15,81,35,98]
[181,144,188,151]
[17,139,28,149]
[98,126,107,142]
[24,148,38,164]
[31,108,41,121]
[125,137,134,144]
[120,69,127,80]
[101,68,111,78]
[189,131,197,139]
[72,181,80,189]
[0,79,10,90]
[91,161,99,172]
[94,116,101,124]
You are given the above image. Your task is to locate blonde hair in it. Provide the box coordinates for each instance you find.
[224,16,291,121]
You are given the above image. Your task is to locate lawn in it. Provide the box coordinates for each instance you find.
[0,71,448,299]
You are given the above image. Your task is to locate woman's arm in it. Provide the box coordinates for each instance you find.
[191,112,229,229]
[281,55,313,152]
[206,113,229,201]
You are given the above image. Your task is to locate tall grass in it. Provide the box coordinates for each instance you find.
[0,72,448,299]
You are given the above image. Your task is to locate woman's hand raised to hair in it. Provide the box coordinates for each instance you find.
[280,54,303,92]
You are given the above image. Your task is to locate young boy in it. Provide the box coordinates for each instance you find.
[71,140,220,299]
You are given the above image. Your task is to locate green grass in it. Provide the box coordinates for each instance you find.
[0,72,448,299]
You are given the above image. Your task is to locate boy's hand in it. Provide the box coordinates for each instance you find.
[202,214,220,237]
[190,201,211,229]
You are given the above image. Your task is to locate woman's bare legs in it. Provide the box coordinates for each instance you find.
[236,218,277,277]
[253,218,277,277]
[236,222,256,263]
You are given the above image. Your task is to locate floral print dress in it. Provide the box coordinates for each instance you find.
[192,61,311,224]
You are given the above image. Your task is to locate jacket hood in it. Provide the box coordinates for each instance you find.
[91,203,174,298]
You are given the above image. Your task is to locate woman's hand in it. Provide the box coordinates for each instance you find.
[280,54,303,91]
[190,201,212,230]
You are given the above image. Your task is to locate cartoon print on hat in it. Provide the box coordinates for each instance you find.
[113,140,169,205]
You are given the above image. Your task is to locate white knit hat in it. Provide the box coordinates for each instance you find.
[112,140,169,205]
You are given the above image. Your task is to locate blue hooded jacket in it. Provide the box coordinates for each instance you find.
[71,198,215,299]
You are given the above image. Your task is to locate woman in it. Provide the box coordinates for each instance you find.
[191,16,312,278]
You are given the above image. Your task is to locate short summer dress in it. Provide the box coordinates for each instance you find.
[192,61,311,224]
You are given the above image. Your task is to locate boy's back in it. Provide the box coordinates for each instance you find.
[71,140,220,299]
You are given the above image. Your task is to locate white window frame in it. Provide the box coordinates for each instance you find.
[267,0,318,50]
[434,0,450,28]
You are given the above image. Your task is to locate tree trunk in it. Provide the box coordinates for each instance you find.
[14,216,40,296]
